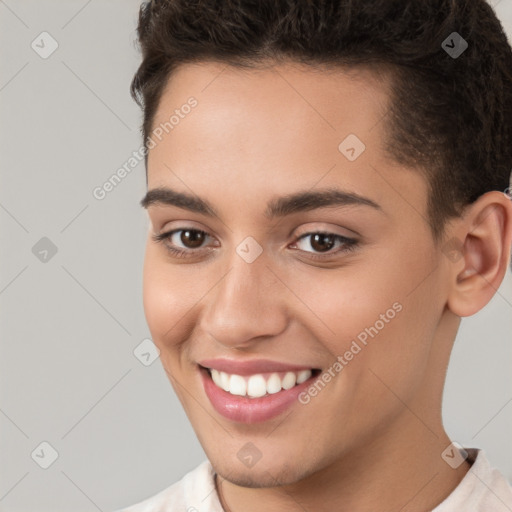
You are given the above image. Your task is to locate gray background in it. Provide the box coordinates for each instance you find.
[0,1,511,511]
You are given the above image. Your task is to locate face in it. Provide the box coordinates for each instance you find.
[141,61,455,487]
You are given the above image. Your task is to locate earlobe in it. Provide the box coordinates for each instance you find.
[446,191,512,318]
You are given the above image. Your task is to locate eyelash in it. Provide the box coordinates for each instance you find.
[152,228,359,261]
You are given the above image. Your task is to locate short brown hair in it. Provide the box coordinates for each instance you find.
[131,0,512,242]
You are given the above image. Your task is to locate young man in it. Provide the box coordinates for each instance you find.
[117,0,512,510]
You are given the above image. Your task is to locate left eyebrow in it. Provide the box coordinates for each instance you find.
[140,186,383,219]
[264,188,383,218]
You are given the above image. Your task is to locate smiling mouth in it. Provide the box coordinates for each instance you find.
[200,365,322,399]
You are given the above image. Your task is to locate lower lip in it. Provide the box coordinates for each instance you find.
[199,366,317,423]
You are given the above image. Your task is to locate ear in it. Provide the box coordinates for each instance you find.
[445,190,512,318]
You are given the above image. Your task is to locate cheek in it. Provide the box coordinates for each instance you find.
[290,255,434,387]
[288,261,404,349]
[298,275,434,440]
[142,247,198,350]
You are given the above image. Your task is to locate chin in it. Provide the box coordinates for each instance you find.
[211,454,315,489]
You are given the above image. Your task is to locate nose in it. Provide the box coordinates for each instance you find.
[199,255,289,350]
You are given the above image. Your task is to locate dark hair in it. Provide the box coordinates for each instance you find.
[131,0,512,243]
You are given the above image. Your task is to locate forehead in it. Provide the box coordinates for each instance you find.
[148,60,393,177]
[151,60,392,143]
[146,60,429,230]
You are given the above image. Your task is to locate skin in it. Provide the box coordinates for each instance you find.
[141,60,512,512]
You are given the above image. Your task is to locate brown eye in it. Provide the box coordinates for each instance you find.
[180,229,206,248]
[291,231,358,259]
[309,233,336,252]
[152,228,215,258]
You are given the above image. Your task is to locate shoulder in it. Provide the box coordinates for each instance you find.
[113,459,223,512]
[433,448,512,512]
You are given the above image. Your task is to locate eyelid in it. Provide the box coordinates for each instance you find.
[152,227,217,247]
[290,231,358,255]
[155,225,355,245]
[153,225,359,261]
[157,218,211,233]
[293,224,359,238]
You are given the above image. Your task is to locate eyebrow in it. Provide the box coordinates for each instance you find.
[140,186,383,219]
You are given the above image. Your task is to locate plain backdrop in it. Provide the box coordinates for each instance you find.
[0,1,511,511]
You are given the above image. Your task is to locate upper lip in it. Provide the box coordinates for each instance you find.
[198,358,318,376]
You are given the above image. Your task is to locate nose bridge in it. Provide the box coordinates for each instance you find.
[200,252,287,348]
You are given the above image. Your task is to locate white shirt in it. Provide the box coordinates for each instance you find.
[114,448,512,511]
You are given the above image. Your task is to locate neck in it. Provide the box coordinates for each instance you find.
[216,417,471,512]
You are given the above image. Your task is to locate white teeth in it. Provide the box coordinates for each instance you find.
[266,373,282,394]
[211,368,221,387]
[296,369,312,384]
[282,372,297,390]
[229,374,247,396]
[208,368,314,397]
[247,374,267,397]
[220,371,230,392]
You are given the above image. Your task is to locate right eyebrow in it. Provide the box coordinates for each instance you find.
[140,187,217,216]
